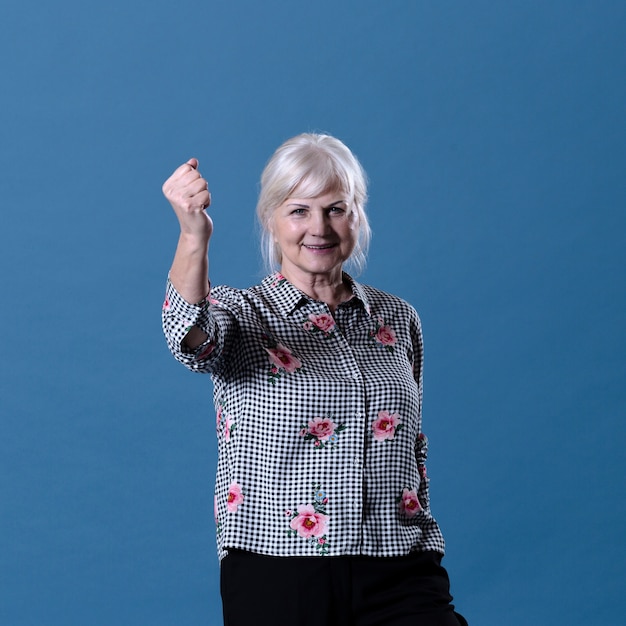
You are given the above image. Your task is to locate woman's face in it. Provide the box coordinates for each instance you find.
[270,189,358,282]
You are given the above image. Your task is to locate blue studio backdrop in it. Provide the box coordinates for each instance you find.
[1,1,625,625]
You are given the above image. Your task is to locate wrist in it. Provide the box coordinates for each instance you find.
[177,230,210,254]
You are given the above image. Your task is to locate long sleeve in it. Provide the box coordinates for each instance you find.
[162,277,239,374]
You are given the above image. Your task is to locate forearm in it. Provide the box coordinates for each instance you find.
[169,233,211,348]
[170,232,211,303]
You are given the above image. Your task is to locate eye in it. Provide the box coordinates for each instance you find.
[290,208,307,215]
[328,205,346,215]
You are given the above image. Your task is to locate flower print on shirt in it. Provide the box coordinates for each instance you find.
[216,402,236,442]
[302,312,337,338]
[227,482,244,513]
[369,317,397,352]
[300,415,346,449]
[397,488,422,517]
[372,410,403,441]
[313,487,328,506]
[264,337,303,384]
[223,416,235,442]
[286,483,330,555]
[271,272,288,288]
[289,504,328,538]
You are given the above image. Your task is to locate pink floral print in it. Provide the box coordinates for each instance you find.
[300,415,346,449]
[369,317,397,352]
[264,341,303,384]
[227,482,244,513]
[224,416,234,442]
[398,488,422,517]
[265,345,302,373]
[307,417,335,441]
[216,402,236,442]
[286,483,330,555]
[376,325,396,346]
[372,410,403,441]
[271,272,287,288]
[303,312,336,337]
[289,504,329,538]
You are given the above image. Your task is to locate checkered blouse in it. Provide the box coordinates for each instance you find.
[162,272,445,560]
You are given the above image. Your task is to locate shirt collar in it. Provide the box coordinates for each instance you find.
[342,272,371,316]
[261,272,371,318]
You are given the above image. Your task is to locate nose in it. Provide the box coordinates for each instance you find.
[310,210,331,236]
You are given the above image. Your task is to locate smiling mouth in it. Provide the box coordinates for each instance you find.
[304,244,336,250]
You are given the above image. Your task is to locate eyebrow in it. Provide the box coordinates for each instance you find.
[286,199,348,209]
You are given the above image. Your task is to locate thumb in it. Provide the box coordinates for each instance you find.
[186,158,199,169]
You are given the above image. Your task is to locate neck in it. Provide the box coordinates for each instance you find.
[279,267,351,311]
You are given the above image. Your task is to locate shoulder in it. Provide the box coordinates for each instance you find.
[209,277,279,312]
[209,283,244,305]
[208,281,259,311]
[358,284,424,361]
[357,282,420,321]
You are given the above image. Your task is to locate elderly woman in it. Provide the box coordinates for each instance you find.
[162,134,467,626]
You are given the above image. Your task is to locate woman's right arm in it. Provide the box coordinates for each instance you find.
[162,158,213,349]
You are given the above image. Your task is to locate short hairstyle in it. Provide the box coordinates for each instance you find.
[256,133,371,274]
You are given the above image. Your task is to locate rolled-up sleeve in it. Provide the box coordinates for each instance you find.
[162,278,237,373]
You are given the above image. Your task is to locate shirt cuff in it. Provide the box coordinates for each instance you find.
[164,278,216,355]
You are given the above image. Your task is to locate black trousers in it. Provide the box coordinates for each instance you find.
[220,549,468,626]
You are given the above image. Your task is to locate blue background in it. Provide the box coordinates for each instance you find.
[2,1,625,624]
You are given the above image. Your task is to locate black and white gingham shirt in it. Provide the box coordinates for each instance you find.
[163,272,445,560]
